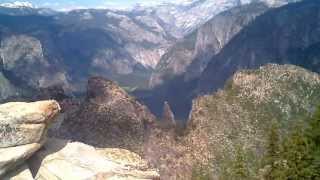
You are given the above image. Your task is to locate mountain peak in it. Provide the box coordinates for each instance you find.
[0,1,35,9]
[87,76,130,104]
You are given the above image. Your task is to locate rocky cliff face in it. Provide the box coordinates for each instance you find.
[0,35,68,90]
[55,77,156,153]
[46,75,186,179]
[141,3,270,119]
[0,7,174,100]
[186,64,320,178]
[0,71,21,101]
[143,0,320,119]
[149,2,268,88]
[161,101,176,128]
[185,2,269,81]
[199,0,320,93]
[39,76,176,179]
[56,9,174,69]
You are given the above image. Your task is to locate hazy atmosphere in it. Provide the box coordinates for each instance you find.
[0,0,194,10]
[0,0,319,179]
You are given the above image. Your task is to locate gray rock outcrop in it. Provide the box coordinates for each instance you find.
[0,100,60,177]
[1,100,160,179]
[56,77,156,153]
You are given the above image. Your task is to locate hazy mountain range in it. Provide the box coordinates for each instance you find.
[138,0,320,119]
[0,0,301,101]
[0,0,313,110]
[2,0,320,179]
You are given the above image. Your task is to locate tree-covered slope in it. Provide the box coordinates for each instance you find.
[187,64,320,178]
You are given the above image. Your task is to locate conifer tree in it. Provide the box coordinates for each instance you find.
[263,120,283,180]
[232,145,250,180]
[281,124,313,179]
[274,107,320,179]
[305,106,320,178]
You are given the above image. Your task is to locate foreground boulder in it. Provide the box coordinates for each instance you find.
[28,138,160,180]
[0,100,159,179]
[0,100,60,176]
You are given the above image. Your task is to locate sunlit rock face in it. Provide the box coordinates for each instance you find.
[0,100,160,179]
[0,35,69,90]
[27,138,160,180]
[0,100,60,177]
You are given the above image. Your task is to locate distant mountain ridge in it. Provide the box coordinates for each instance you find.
[0,7,175,99]
[149,0,301,88]
[127,0,301,38]
[0,1,57,16]
[199,0,320,93]
[149,2,269,88]
[0,0,306,108]
[137,0,320,119]
[0,1,34,8]
[0,0,300,37]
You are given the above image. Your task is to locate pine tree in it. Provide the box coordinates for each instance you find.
[281,124,314,179]
[274,107,320,179]
[305,106,320,178]
[263,120,285,180]
[232,145,250,180]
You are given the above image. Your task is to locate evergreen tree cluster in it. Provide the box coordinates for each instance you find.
[221,107,320,180]
[264,108,320,179]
